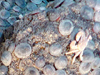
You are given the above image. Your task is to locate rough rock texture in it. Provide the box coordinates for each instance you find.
[0,1,100,75]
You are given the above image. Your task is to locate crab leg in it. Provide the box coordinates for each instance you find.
[66,50,79,55]
[79,51,83,61]
[72,52,81,64]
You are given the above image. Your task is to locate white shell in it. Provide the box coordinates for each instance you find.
[14,43,32,58]
[1,51,12,66]
[59,20,74,36]
[24,67,40,75]
[0,65,8,75]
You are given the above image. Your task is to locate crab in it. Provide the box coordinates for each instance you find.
[66,30,92,64]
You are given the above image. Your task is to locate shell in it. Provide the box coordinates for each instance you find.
[80,5,94,20]
[0,65,8,75]
[15,0,26,8]
[49,43,62,56]
[14,43,32,58]
[24,67,40,75]
[1,1,11,10]
[93,22,100,34]
[26,2,38,11]
[43,65,55,75]
[55,70,67,75]
[0,9,10,19]
[94,11,100,22]
[13,5,21,12]
[54,56,67,69]
[1,51,12,66]
[59,19,74,36]
[82,48,94,62]
[85,0,96,8]
[79,62,92,74]
[91,57,100,69]
[94,0,100,11]
[35,56,45,68]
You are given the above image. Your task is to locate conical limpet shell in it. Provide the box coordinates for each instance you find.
[14,43,32,58]
[1,51,12,66]
[59,19,74,36]
[0,65,8,75]
[79,62,92,74]
[49,43,62,56]
[24,67,40,75]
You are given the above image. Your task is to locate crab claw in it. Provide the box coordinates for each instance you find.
[76,30,85,42]
[70,40,77,50]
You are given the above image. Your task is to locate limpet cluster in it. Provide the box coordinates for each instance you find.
[1,0,100,75]
[0,0,48,29]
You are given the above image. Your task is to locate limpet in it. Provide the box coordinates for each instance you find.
[54,56,67,69]
[59,19,74,36]
[43,65,55,75]
[80,5,94,20]
[47,9,60,22]
[55,70,67,75]
[26,2,38,11]
[7,16,17,25]
[94,0,100,11]
[49,43,62,56]
[0,9,10,19]
[1,1,11,10]
[14,43,32,58]
[82,48,94,63]
[6,0,15,6]
[91,57,100,69]
[24,67,40,75]
[8,43,15,53]
[1,51,12,66]
[0,18,6,26]
[0,65,8,75]
[79,62,92,74]
[85,0,96,8]
[15,0,26,8]
[13,5,21,12]
[35,56,45,68]
[94,11,100,22]
[93,22,100,34]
